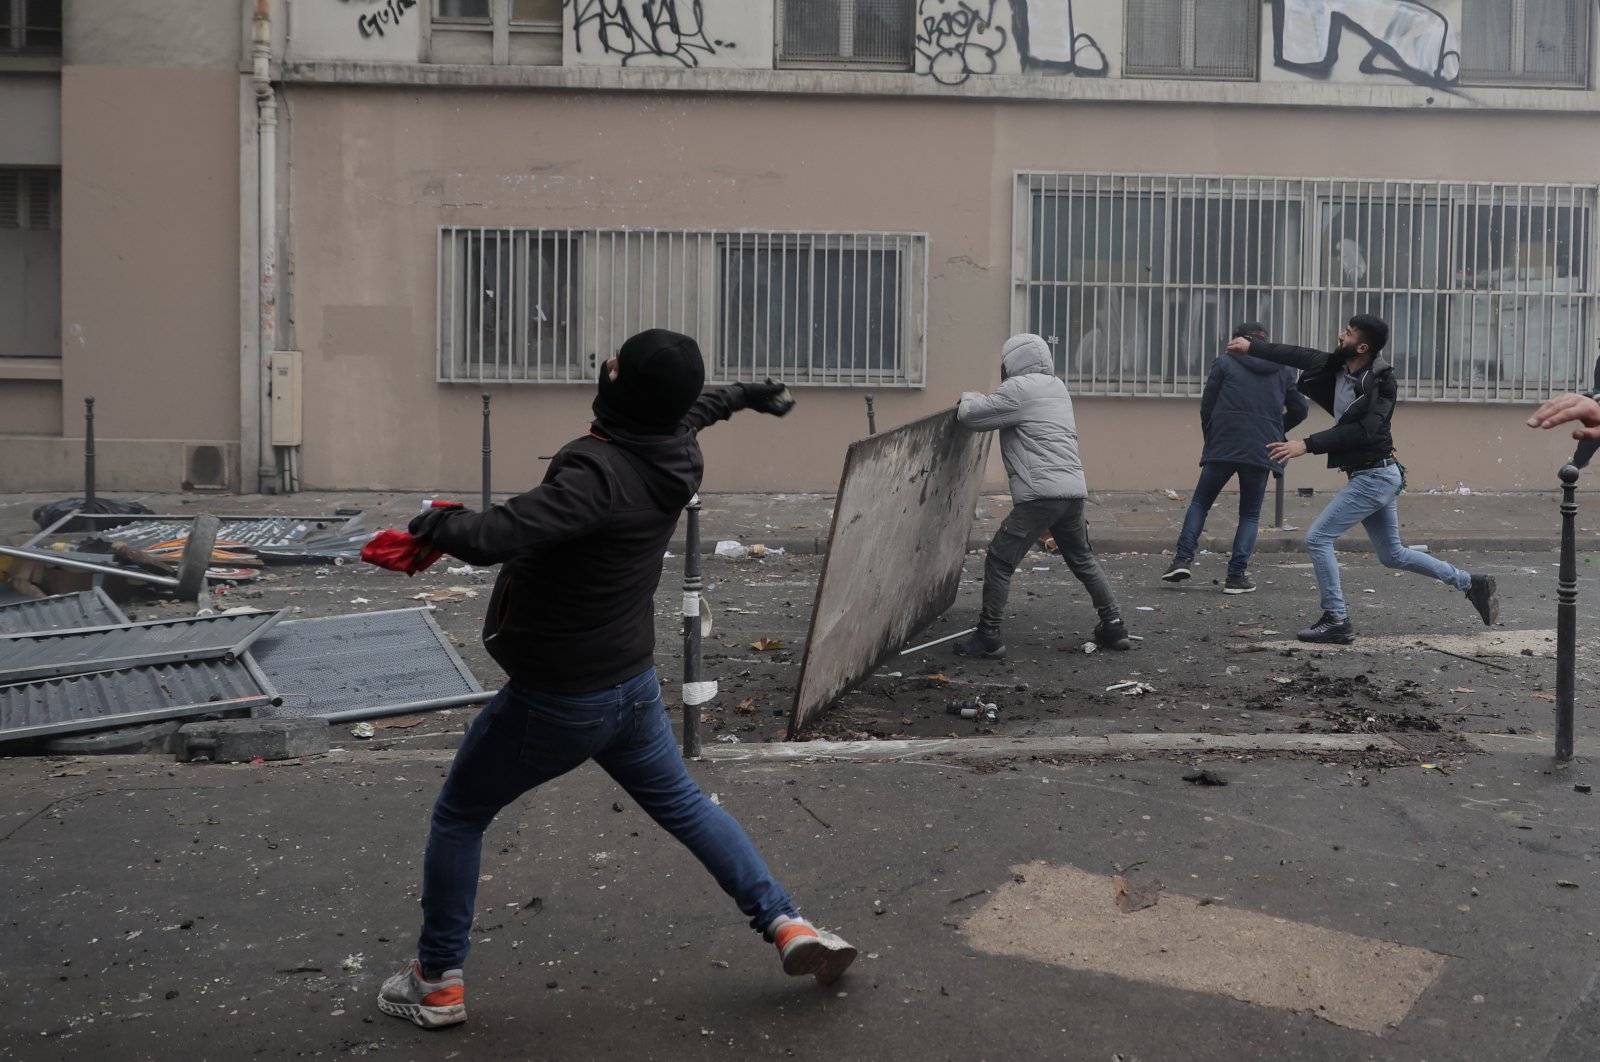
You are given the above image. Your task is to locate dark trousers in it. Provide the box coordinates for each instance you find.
[980,497,1118,629]
[1173,462,1271,577]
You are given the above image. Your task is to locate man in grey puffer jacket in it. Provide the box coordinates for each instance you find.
[952,333,1131,659]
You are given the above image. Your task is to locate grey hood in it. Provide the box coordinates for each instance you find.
[1001,333,1055,379]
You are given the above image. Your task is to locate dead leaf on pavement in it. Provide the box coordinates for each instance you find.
[1113,874,1164,913]
[1450,688,1476,694]
[1531,692,1557,701]
[736,699,756,714]
[751,638,786,651]
[51,766,90,778]
[925,672,952,685]
[374,717,424,730]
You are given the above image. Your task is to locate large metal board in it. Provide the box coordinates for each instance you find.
[0,658,277,743]
[788,409,990,734]
[0,611,285,684]
[250,607,490,722]
[0,590,129,635]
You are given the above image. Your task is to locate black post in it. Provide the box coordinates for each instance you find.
[481,392,492,512]
[83,395,96,509]
[1556,463,1580,762]
[1273,470,1285,529]
[681,495,704,758]
[864,394,876,435]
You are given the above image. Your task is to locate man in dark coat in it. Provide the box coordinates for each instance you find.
[1226,313,1499,644]
[375,329,855,1030]
[1161,322,1308,594]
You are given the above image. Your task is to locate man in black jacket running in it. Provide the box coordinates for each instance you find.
[1226,314,1498,644]
[375,329,855,1030]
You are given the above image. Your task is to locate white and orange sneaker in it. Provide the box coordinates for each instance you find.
[767,915,857,985]
[377,959,466,1028]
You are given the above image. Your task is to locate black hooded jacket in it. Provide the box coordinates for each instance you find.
[1243,339,1396,470]
[421,387,752,693]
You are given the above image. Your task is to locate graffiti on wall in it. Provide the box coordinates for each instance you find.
[567,0,727,67]
[347,0,418,39]
[1010,0,1106,77]
[915,0,1105,85]
[1268,0,1460,86]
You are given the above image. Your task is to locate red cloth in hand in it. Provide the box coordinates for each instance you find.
[360,528,444,575]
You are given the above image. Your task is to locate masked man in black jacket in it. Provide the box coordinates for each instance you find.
[376,329,855,1030]
[1226,314,1498,644]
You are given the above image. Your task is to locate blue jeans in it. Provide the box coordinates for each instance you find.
[416,667,795,975]
[1174,462,1271,577]
[1305,464,1470,621]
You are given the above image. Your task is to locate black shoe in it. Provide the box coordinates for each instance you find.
[1223,573,1255,595]
[1297,612,1354,644]
[1160,559,1192,583]
[1093,617,1132,650]
[953,627,1006,659]
[1466,574,1499,626]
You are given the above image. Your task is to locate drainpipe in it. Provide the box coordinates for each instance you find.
[252,0,279,494]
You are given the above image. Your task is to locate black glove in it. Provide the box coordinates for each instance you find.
[408,503,465,541]
[741,379,796,417]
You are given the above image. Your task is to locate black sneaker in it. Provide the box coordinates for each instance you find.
[1466,574,1499,626]
[1093,617,1133,650]
[953,627,1006,659]
[1223,573,1255,595]
[1160,559,1192,583]
[1296,612,1354,645]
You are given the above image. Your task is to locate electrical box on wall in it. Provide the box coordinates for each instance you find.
[269,351,303,446]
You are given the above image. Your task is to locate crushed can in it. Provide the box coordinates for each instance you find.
[946,697,999,723]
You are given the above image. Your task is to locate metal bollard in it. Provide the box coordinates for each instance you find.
[1557,463,1579,762]
[84,395,96,509]
[865,394,876,435]
[1273,470,1285,529]
[681,494,705,758]
[481,393,492,512]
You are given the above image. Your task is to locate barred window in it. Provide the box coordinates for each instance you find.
[1460,0,1590,87]
[1124,0,1258,79]
[0,168,61,358]
[1015,173,1597,402]
[439,228,928,387]
[777,0,914,70]
[0,0,61,54]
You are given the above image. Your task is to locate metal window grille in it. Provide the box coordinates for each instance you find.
[1124,0,1258,79]
[439,227,928,387]
[0,168,56,230]
[2,0,60,54]
[1014,172,1599,402]
[777,0,914,69]
[1461,0,1591,87]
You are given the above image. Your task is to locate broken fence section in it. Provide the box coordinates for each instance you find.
[0,589,129,635]
[0,611,286,685]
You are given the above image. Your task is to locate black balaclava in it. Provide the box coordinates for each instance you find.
[592,328,706,435]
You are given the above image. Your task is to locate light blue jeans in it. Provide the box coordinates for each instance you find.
[416,667,795,975]
[1305,464,1470,621]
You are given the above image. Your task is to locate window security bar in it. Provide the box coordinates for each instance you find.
[438,227,928,388]
[1014,172,1599,403]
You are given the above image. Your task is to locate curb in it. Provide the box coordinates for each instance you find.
[679,533,1563,559]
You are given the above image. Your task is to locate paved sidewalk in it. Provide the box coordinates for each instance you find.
[1,483,1591,556]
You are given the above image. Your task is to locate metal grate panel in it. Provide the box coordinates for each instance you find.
[0,611,285,684]
[0,590,129,635]
[0,659,276,743]
[250,608,490,723]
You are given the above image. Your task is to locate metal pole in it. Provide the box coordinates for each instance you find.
[481,392,492,512]
[681,494,704,758]
[83,395,96,509]
[1273,470,1285,529]
[1556,463,1579,762]
[865,394,876,435]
